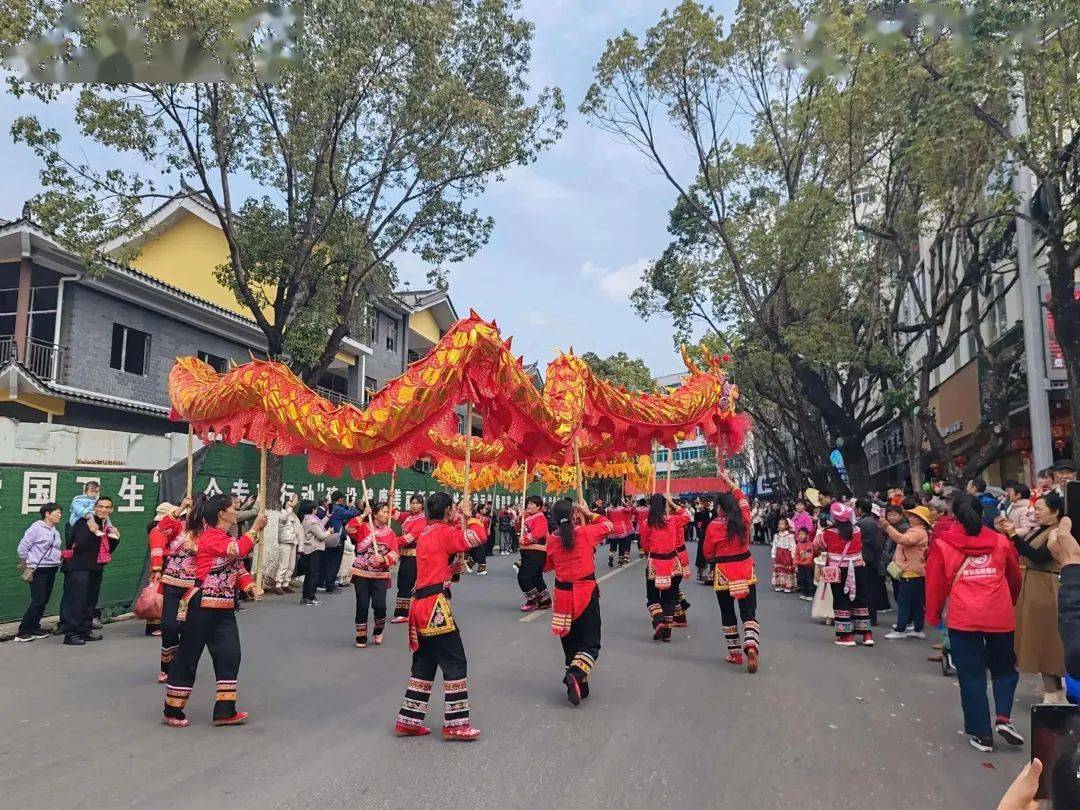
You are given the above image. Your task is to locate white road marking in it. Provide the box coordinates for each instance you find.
[518,555,644,622]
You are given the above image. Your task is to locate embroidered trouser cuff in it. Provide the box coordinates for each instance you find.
[164,684,191,719]
[743,620,760,654]
[214,679,238,720]
[443,678,470,729]
[397,677,433,729]
[569,652,596,682]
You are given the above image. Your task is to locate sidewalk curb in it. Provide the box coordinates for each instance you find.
[0,611,135,643]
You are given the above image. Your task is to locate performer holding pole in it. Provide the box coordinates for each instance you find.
[703,469,759,673]
[163,496,267,727]
[394,492,486,740]
[665,444,692,628]
[347,480,398,648]
[639,492,691,642]
[518,490,553,612]
[392,483,427,623]
[543,499,612,705]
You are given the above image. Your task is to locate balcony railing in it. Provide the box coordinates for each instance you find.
[314,385,364,409]
[0,335,67,381]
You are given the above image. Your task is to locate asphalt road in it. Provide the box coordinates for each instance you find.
[0,547,1033,809]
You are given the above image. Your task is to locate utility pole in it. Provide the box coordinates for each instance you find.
[1009,70,1054,476]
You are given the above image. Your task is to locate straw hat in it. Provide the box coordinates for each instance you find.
[804,488,821,508]
[904,505,934,526]
[154,502,178,522]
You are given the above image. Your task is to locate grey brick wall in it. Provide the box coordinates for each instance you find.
[59,285,254,408]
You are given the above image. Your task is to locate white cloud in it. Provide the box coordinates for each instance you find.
[526,309,550,326]
[580,258,650,303]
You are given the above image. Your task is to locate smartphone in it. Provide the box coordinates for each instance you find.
[1031,703,1080,801]
[1067,480,1080,528]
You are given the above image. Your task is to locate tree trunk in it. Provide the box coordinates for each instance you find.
[264,451,284,509]
[1046,247,1080,457]
[839,442,871,497]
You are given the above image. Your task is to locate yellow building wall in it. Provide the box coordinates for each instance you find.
[409,308,442,343]
[127,212,273,322]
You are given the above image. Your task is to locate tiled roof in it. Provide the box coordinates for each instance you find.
[0,217,261,330]
[0,360,170,417]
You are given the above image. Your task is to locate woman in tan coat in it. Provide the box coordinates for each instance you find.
[881,506,930,640]
[997,491,1066,703]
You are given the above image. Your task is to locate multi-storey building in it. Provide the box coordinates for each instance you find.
[0,192,459,462]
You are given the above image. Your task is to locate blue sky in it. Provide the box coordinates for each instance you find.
[0,0,737,377]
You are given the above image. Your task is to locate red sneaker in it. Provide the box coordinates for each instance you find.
[726,651,744,666]
[746,647,759,674]
[862,632,875,647]
[390,616,408,624]
[157,672,168,684]
[536,600,552,610]
[442,725,481,741]
[395,721,431,737]
[212,711,249,726]
[652,625,664,641]
[673,618,688,628]
[162,715,189,728]
[520,602,537,613]
[834,635,857,648]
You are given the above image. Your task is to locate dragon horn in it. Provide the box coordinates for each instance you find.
[680,345,701,375]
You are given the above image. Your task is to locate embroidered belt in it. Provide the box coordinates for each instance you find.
[414,583,445,600]
[555,573,596,590]
[521,544,546,552]
[399,548,417,557]
[650,550,677,560]
[715,550,751,564]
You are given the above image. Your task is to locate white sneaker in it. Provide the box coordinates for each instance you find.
[906,630,927,640]
[995,721,1024,746]
[883,631,907,640]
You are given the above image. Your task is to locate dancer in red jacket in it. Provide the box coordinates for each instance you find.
[544,499,612,704]
[702,473,759,672]
[395,493,487,741]
[639,494,691,642]
[163,495,266,728]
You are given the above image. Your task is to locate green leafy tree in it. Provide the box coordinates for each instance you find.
[6,0,565,382]
[888,1,1080,463]
[583,0,900,493]
[580,351,655,391]
[5,0,564,492]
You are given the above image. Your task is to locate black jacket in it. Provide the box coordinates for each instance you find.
[857,515,883,569]
[1059,565,1080,679]
[62,517,119,572]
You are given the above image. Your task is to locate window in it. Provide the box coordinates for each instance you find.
[412,459,433,474]
[28,286,57,343]
[385,320,397,352]
[364,375,378,401]
[853,186,875,206]
[110,323,151,375]
[197,350,228,374]
[993,276,1009,336]
[318,372,348,396]
[0,287,17,337]
[365,309,377,345]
